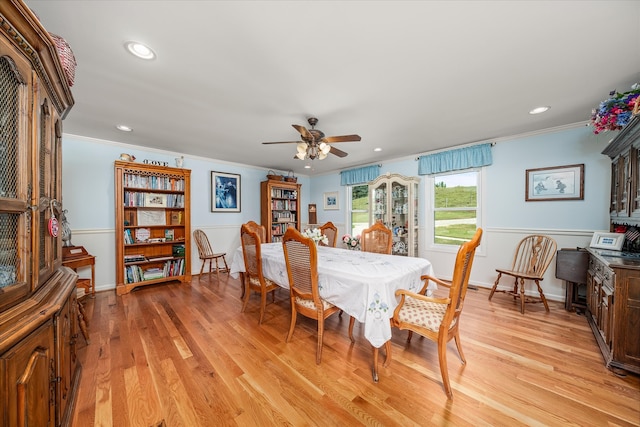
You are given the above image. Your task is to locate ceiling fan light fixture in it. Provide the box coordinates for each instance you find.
[319,142,331,155]
[318,151,328,160]
[295,151,307,160]
[297,142,308,153]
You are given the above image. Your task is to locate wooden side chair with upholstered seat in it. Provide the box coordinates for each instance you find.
[488,234,557,314]
[392,228,482,399]
[193,229,229,281]
[282,227,354,364]
[360,220,393,254]
[245,220,266,243]
[240,223,278,324]
[318,221,338,247]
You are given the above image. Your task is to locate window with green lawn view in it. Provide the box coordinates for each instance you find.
[430,170,480,246]
[347,184,369,238]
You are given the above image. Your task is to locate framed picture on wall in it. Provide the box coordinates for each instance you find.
[323,191,339,210]
[211,171,241,212]
[525,164,584,201]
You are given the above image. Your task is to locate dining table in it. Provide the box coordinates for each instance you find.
[229,242,434,381]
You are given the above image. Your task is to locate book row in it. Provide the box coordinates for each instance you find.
[124,173,185,191]
[125,259,185,284]
[124,192,184,208]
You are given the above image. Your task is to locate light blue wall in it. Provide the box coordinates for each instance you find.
[306,125,611,232]
[62,123,613,300]
[62,136,310,229]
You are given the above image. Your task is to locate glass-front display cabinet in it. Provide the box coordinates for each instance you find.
[369,173,420,256]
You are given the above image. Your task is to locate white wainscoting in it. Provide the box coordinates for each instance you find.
[422,227,595,303]
[72,225,597,303]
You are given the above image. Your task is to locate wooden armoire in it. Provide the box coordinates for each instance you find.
[0,1,79,426]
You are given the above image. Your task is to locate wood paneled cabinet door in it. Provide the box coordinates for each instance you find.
[55,293,79,426]
[603,115,640,223]
[613,270,640,370]
[0,321,56,427]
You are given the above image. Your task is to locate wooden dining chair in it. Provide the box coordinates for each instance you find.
[391,228,482,399]
[240,223,278,324]
[360,220,393,254]
[193,229,229,281]
[282,227,354,364]
[318,221,338,247]
[244,220,266,243]
[488,234,557,314]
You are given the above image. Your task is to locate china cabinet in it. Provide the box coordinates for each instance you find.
[114,161,192,295]
[0,1,79,426]
[584,115,640,375]
[369,173,420,256]
[260,180,301,242]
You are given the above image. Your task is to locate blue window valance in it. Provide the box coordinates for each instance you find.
[418,143,493,175]
[340,164,381,186]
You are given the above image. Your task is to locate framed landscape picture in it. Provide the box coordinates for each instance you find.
[525,164,584,201]
[211,171,241,212]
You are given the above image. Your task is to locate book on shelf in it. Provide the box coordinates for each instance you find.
[124,229,135,244]
[143,267,164,280]
[147,255,174,262]
[164,229,174,241]
[124,254,146,262]
[172,244,185,257]
[170,211,182,225]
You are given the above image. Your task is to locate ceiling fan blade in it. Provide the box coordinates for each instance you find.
[292,124,313,140]
[329,146,348,157]
[323,134,361,143]
[262,141,301,144]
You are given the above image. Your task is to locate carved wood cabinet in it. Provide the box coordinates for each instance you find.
[0,1,79,426]
[586,115,640,375]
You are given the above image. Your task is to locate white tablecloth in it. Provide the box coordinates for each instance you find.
[230,243,434,347]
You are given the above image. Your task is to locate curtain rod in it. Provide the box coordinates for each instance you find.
[414,142,495,161]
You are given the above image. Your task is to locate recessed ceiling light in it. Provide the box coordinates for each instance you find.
[116,124,133,132]
[124,41,156,60]
[304,164,311,169]
[374,147,382,152]
[529,106,550,115]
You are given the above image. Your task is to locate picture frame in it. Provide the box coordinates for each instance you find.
[211,171,241,212]
[323,191,339,210]
[590,232,625,251]
[137,209,166,226]
[525,164,584,201]
[144,193,167,207]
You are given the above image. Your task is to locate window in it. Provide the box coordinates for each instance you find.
[347,184,369,237]
[426,169,482,248]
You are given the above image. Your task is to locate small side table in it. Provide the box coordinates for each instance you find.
[62,246,96,297]
[63,246,96,344]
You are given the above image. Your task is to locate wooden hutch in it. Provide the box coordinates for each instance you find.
[0,1,79,425]
[586,115,640,375]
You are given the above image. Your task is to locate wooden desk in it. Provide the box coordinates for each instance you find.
[62,246,96,297]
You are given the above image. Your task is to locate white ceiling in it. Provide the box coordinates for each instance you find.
[25,1,640,175]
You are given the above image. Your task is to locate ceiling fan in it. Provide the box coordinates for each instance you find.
[262,117,361,160]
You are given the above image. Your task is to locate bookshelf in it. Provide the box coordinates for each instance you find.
[260,180,301,242]
[114,160,191,295]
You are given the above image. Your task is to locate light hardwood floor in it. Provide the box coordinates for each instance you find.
[72,274,640,426]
